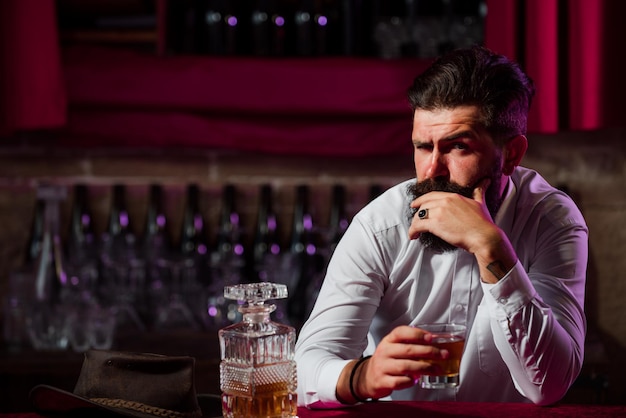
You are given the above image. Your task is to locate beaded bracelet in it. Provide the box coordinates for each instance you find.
[349,355,373,403]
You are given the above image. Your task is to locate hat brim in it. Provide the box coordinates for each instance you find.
[29,385,223,418]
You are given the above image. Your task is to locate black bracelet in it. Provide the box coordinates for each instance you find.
[349,355,373,403]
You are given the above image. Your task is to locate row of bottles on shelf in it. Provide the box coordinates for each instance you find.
[167,0,486,58]
[4,182,383,352]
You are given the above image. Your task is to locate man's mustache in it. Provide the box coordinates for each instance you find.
[406,176,499,253]
[408,178,477,199]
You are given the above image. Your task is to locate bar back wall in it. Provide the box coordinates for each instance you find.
[1,128,625,405]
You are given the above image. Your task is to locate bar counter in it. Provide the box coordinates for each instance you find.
[2,332,624,416]
[297,401,626,417]
[2,401,626,418]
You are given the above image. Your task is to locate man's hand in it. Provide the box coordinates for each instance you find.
[408,178,517,283]
[408,178,496,254]
[336,326,448,403]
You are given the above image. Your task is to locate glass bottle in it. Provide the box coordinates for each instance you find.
[214,184,246,281]
[142,183,171,261]
[5,196,46,350]
[102,183,137,259]
[289,185,312,256]
[65,184,99,300]
[172,183,210,330]
[270,0,288,56]
[207,184,246,328]
[251,0,271,56]
[294,0,314,56]
[100,184,145,333]
[30,185,70,351]
[286,184,319,328]
[67,184,96,260]
[219,282,297,418]
[33,185,68,304]
[252,184,281,282]
[24,198,46,266]
[204,0,226,55]
[180,183,208,258]
[223,0,243,55]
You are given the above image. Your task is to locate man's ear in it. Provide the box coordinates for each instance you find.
[502,135,528,175]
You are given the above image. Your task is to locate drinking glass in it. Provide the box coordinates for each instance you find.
[415,323,466,389]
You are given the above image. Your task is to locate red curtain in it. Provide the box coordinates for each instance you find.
[0,0,67,137]
[485,0,626,133]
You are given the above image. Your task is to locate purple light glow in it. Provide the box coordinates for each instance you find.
[274,15,285,27]
[270,243,280,255]
[306,243,316,255]
[120,212,129,227]
[208,306,218,317]
[316,15,328,26]
[227,15,238,27]
[81,214,91,226]
[303,214,313,230]
[234,243,244,256]
[157,214,166,228]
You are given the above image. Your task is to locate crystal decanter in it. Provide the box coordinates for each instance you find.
[219,282,297,418]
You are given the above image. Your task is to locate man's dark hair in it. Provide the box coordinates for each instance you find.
[407,46,535,144]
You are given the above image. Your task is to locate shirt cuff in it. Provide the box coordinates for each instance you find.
[306,358,353,409]
[481,260,538,316]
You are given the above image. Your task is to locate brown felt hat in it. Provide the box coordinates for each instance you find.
[29,349,222,418]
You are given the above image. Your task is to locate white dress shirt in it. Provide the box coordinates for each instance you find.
[295,166,588,407]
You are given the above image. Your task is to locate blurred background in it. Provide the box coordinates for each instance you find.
[1,0,625,411]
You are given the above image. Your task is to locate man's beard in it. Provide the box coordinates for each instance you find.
[407,169,504,253]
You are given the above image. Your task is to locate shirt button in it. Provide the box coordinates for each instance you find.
[498,297,508,304]
[455,304,464,312]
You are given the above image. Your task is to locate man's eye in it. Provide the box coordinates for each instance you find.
[452,143,468,150]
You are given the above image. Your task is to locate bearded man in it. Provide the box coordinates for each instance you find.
[295,46,588,407]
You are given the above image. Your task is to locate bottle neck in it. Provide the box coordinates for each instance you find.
[240,302,276,323]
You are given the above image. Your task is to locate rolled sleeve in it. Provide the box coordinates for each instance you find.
[481,260,539,315]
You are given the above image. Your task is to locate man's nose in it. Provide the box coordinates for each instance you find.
[425,151,449,179]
